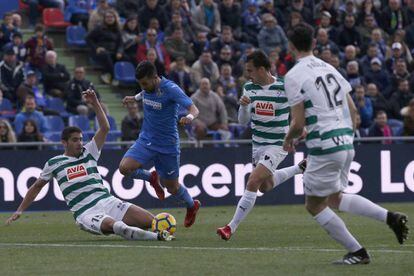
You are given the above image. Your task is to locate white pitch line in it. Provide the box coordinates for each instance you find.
[0,243,412,254]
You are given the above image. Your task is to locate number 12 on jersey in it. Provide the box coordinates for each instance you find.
[315,74,343,109]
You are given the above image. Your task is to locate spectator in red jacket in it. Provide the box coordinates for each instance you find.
[24,24,53,70]
[136,28,170,70]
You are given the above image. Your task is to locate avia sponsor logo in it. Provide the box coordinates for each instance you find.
[255,101,274,116]
[143,98,162,110]
[66,165,87,180]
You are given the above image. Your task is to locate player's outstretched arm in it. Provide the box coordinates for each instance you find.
[283,102,305,152]
[83,89,110,150]
[5,178,49,225]
[346,93,358,131]
[179,104,199,125]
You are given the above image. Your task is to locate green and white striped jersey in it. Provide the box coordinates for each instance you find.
[242,76,289,149]
[40,139,110,219]
[284,55,354,156]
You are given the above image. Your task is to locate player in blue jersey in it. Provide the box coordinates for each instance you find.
[120,61,201,227]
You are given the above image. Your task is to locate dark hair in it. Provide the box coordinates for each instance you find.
[61,126,82,141]
[135,61,158,80]
[288,23,314,52]
[376,110,387,117]
[34,23,44,33]
[246,50,271,70]
[22,119,43,141]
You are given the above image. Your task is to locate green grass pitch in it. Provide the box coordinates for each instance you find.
[1,203,413,275]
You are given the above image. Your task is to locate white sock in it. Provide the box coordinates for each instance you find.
[113,221,158,241]
[314,207,362,253]
[339,193,388,222]
[228,190,257,233]
[273,165,302,188]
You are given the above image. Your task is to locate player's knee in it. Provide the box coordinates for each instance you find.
[246,177,261,192]
[259,183,272,193]
[119,164,131,176]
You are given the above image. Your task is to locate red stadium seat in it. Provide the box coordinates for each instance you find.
[42,8,70,28]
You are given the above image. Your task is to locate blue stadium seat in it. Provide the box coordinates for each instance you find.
[68,115,91,131]
[113,62,136,85]
[44,115,65,132]
[0,2,18,18]
[66,25,87,47]
[228,123,247,139]
[46,97,69,117]
[94,115,121,138]
[103,132,121,149]
[0,98,16,119]
[44,132,63,150]
[388,119,404,136]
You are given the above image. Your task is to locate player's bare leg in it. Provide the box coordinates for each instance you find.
[328,192,409,245]
[122,204,154,229]
[119,157,165,200]
[306,195,370,264]
[162,178,200,228]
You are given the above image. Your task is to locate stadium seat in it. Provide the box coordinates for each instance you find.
[44,115,65,132]
[94,115,122,138]
[228,123,247,139]
[0,98,16,119]
[43,8,71,28]
[388,119,404,136]
[113,62,136,85]
[0,2,18,18]
[43,132,63,150]
[103,132,121,149]
[68,115,91,131]
[66,25,87,47]
[46,97,69,117]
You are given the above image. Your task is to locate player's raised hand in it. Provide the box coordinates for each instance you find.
[5,211,21,225]
[179,116,192,125]
[122,96,136,107]
[82,89,98,105]
[239,95,251,106]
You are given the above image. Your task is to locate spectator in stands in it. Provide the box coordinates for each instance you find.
[41,50,70,98]
[65,0,91,29]
[369,28,388,60]
[341,45,358,69]
[164,27,195,64]
[216,46,237,71]
[210,26,241,61]
[315,28,340,56]
[145,48,166,76]
[121,102,143,141]
[389,79,413,119]
[315,0,338,26]
[338,0,357,24]
[192,31,210,58]
[147,18,165,43]
[406,22,414,51]
[406,0,414,25]
[359,43,381,74]
[17,119,45,146]
[164,0,193,27]
[4,32,27,63]
[241,1,261,46]
[285,0,313,26]
[329,54,347,78]
[357,14,378,48]
[0,48,24,103]
[366,82,390,116]
[191,78,229,140]
[219,0,242,39]
[16,70,50,113]
[136,28,170,69]
[357,0,381,26]
[66,66,98,115]
[346,61,364,89]
[389,58,410,91]
[116,0,140,18]
[257,13,288,55]
[318,11,337,40]
[386,42,406,73]
[12,13,22,31]
[14,94,47,135]
[26,0,64,27]
[0,119,16,144]
[402,98,414,136]
[336,14,362,51]
[24,24,53,70]
[269,48,287,77]
[190,50,219,89]
[88,0,114,31]
[381,0,408,35]
[354,113,368,139]
[353,84,373,128]
[216,63,238,122]
[285,11,303,36]
[122,15,141,66]
[1,13,17,44]
[138,0,169,31]
[260,0,285,28]
[168,56,193,96]
[368,110,393,144]
[165,12,195,43]
[86,10,124,85]
[364,57,390,93]
[192,0,221,37]
[0,89,15,117]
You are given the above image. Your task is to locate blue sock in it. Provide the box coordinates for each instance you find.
[132,168,151,181]
[173,185,194,208]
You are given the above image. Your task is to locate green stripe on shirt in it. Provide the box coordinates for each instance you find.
[252,129,286,139]
[252,119,289,127]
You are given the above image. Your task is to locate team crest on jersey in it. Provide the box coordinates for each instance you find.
[255,102,274,116]
[66,164,87,180]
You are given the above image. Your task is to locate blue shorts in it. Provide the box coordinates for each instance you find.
[123,141,180,180]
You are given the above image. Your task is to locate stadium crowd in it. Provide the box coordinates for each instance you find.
[0,0,414,146]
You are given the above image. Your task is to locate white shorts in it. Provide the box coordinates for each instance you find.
[75,196,132,235]
[252,145,288,174]
[303,150,354,197]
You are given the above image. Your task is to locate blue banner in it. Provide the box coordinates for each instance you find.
[1,144,413,212]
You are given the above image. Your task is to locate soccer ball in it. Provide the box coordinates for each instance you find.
[151,213,176,234]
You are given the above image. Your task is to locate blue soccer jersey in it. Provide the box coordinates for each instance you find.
[137,77,192,154]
